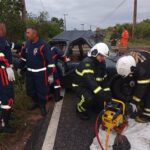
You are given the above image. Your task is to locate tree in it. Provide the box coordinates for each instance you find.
[0,0,26,42]
[51,17,64,28]
[27,12,64,40]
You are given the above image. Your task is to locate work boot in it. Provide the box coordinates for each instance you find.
[135,115,150,123]
[40,105,47,117]
[28,96,39,111]
[0,110,16,134]
[54,89,63,102]
[55,96,63,102]
[76,109,90,120]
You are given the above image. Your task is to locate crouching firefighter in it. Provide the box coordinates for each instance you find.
[116,51,150,123]
[17,27,55,117]
[50,44,67,102]
[72,43,112,120]
[0,53,15,133]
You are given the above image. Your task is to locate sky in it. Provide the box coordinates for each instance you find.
[26,0,150,30]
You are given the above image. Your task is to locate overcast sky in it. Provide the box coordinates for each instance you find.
[26,0,150,30]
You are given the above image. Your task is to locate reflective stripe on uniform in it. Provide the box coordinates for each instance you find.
[1,66,5,69]
[77,95,86,112]
[133,96,141,102]
[75,69,94,76]
[93,86,102,94]
[104,74,107,78]
[96,77,103,82]
[143,112,150,117]
[144,108,150,112]
[54,85,61,89]
[103,88,110,92]
[21,58,26,62]
[72,84,79,87]
[137,79,150,84]
[47,64,56,68]
[27,67,46,72]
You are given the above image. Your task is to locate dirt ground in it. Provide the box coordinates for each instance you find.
[0,100,54,150]
[1,46,150,150]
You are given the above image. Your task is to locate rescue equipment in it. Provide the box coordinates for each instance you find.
[95,99,129,150]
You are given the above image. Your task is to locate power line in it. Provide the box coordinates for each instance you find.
[100,0,126,23]
[39,0,46,11]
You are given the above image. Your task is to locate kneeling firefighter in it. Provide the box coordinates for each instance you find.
[72,43,112,120]
[116,51,150,123]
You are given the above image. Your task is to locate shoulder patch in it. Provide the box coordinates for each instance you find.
[85,63,91,67]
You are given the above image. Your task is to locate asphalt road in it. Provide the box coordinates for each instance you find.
[25,90,98,150]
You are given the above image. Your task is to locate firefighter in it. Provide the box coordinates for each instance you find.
[0,53,15,133]
[50,44,67,102]
[72,43,111,120]
[0,23,14,101]
[17,27,55,117]
[116,51,150,123]
[0,23,15,133]
[119,26,129,47]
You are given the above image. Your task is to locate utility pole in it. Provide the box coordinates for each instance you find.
[132,0,137,39]
[81,24,84,30]
[64,14,68,31]
[22,0,27,21]
[90,25,92,31]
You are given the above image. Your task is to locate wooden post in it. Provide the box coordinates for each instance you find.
[132,0,137,39]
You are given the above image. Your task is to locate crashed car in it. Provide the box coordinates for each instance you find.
[49,30,136,100]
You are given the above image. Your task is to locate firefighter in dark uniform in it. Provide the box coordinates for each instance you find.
[0,23,15,133]
[0,23,14,101]
[116,51,150,123]
[18,27,55,117]
[51,44,70,102]
[72,43,111,120]
[109,27,119,46]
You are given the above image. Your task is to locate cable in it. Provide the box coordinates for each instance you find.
[100,0,127,23]
[95,112,104,150]
[39,0,46,11]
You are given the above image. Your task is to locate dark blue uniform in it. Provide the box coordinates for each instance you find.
[51,47,64,89]
[0,37,12,65]
[0,37,14,105]
[19,39,54,105]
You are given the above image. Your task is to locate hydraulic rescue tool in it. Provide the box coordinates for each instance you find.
[95,98,130,150]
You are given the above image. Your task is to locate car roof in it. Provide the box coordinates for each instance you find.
[50,30,103,47]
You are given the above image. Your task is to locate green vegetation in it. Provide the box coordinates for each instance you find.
[105,19,150,46]
[0,0,63,42]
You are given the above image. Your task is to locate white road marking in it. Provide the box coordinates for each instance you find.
[42,89,65,150]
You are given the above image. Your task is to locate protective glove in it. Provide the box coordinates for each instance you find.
[48,75,54,84]
[17,68,22,77]
[6,67,15,81]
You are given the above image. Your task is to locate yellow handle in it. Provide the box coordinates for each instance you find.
[112,98,126,115]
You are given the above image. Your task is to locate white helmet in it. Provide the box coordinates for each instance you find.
[116,56,136,77]
[88,43,109,57]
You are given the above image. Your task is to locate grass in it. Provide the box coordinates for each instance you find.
[0,73,31,140]
[104,32,150,47]
[128,38,150,47]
